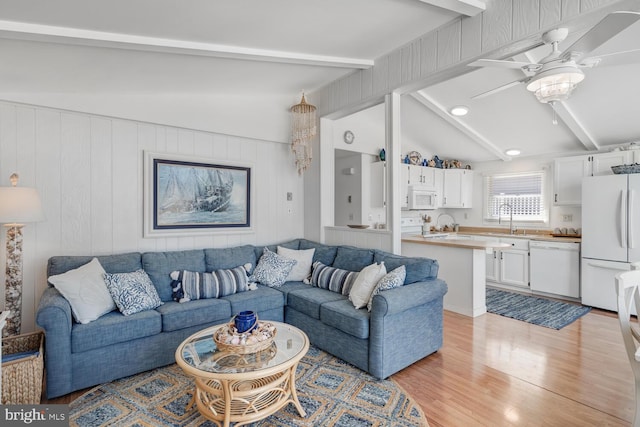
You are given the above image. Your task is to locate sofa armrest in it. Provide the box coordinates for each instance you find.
[36,286,74,398]
[368,278,447,379]
[370,279,447,317]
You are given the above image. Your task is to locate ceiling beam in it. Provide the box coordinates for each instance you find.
[0,20,373,69]
[417,0,485,16]
[551,102,599,151]
[411,91,511,161]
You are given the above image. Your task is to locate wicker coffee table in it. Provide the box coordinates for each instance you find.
[175,321,309,427]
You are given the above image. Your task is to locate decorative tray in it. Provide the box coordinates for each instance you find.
[612,164,640,174]
[213,321,277,354]
[347,224,369,229]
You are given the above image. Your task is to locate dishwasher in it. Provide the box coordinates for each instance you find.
[529,240,581,298]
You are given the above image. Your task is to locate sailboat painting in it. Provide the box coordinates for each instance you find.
[152,158,250,230]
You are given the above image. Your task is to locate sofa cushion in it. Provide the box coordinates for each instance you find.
[310,261,359,295]
[204,245,257,273]
[287,287,346,320]
[275,281,310,304]
[299,240,338,266]
[48,253,142,277]
[156,299,231,332]
[222,285,284,315]
[104,270,163,316]
[321,299,370,339]
[348,262,387,309]
[332,246,375,271]
[47,257,116,324]
[171,266,250,302]
[253,239,300,260]
[71,309,161,353]
[373,251,438,284]
[142,250,206,302]
[367,265,406,311]
[277,246,315,282]
[250,248,297,287]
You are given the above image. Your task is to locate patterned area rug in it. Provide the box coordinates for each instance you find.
[69,346,429,426]
[486,288,591,330]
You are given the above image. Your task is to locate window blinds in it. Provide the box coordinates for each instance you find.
[484,171,547,221]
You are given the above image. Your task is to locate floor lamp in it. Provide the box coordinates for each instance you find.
[0,173,45,337]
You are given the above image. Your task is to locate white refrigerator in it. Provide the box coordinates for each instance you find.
[581,174,640,312]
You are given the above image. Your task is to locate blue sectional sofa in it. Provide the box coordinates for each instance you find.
[36,239,447,398]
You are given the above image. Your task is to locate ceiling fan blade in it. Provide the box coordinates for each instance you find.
[562,11,640,62]
[583,48,640,67]
[471,79,527,100]
[468,59,535,70]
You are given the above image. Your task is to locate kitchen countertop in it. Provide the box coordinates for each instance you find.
[457,230,581,243]
[402,235,512,249]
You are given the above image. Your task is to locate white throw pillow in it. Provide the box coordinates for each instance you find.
[349,262,387,309]
[48,258,116,324]
[277,246,315,282]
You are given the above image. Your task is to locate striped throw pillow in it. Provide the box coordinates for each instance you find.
[310,261,359,295]
[171,266,250,302]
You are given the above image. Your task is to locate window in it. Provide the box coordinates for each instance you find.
[484,171,547,222]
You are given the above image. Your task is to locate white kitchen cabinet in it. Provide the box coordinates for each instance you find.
[442,169,473,208]
[370,161,386,208]
[401,165,443,209]
[553,151,633,205]
[486,237,530,289]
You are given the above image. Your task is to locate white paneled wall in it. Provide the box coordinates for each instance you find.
[0,101,304,333]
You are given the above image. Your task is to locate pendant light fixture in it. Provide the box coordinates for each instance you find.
[290,93,317,175]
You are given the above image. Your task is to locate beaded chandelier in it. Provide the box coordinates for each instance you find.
[290,94,317,175]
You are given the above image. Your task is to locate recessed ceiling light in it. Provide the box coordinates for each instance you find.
[505,148,521,156]
[450,105,469,116]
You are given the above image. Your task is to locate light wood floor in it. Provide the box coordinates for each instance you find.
[394,308,634,427]
[44,308,635,426]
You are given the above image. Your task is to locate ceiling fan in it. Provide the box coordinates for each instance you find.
[469,11,640,103]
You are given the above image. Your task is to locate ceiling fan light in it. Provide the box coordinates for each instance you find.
[450,105,469,116]
[525,67,585,103]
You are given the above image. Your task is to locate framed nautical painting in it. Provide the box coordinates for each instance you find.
[144,151,252,237]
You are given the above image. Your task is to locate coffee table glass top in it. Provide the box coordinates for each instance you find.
[179,321,307,375]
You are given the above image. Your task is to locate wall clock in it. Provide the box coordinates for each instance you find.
[343,130,355,144]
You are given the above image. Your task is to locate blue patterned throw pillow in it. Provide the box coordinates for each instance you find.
[104,269,163,316]
[249,248,297,287]
[367,265,406,312]
[310,261,359,295]
[170,265,251,303]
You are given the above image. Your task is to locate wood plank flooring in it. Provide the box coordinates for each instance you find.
[44,308,635,426]
[394,309,634,427]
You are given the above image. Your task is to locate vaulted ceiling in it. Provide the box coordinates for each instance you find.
[0,0,638,163]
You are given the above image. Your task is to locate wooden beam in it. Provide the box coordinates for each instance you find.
[411,91,511,161]
[551,101,599,151]
[417,0,485,17]
[0,20,373,69]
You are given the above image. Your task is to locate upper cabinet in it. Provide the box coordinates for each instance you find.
[401,165,443,209]
[554,151,635,205]
[442,169,473,208]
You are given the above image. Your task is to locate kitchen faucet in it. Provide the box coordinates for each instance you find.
[498,203,517,234]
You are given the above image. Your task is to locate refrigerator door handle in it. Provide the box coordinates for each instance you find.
[621,190,628,249]
[630,189,635,249]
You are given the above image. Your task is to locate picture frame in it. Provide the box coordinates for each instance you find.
[144,151,252,237]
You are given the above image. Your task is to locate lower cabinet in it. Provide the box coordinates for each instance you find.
[485,237,530,289]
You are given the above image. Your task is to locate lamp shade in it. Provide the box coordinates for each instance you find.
[0,186,45,224]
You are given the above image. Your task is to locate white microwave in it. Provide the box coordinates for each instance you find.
[408,186,438,210]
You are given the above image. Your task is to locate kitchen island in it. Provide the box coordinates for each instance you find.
[402,235,510,317]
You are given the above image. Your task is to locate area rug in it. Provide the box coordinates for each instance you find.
[486,288,591,330]
[69,346,429,426]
